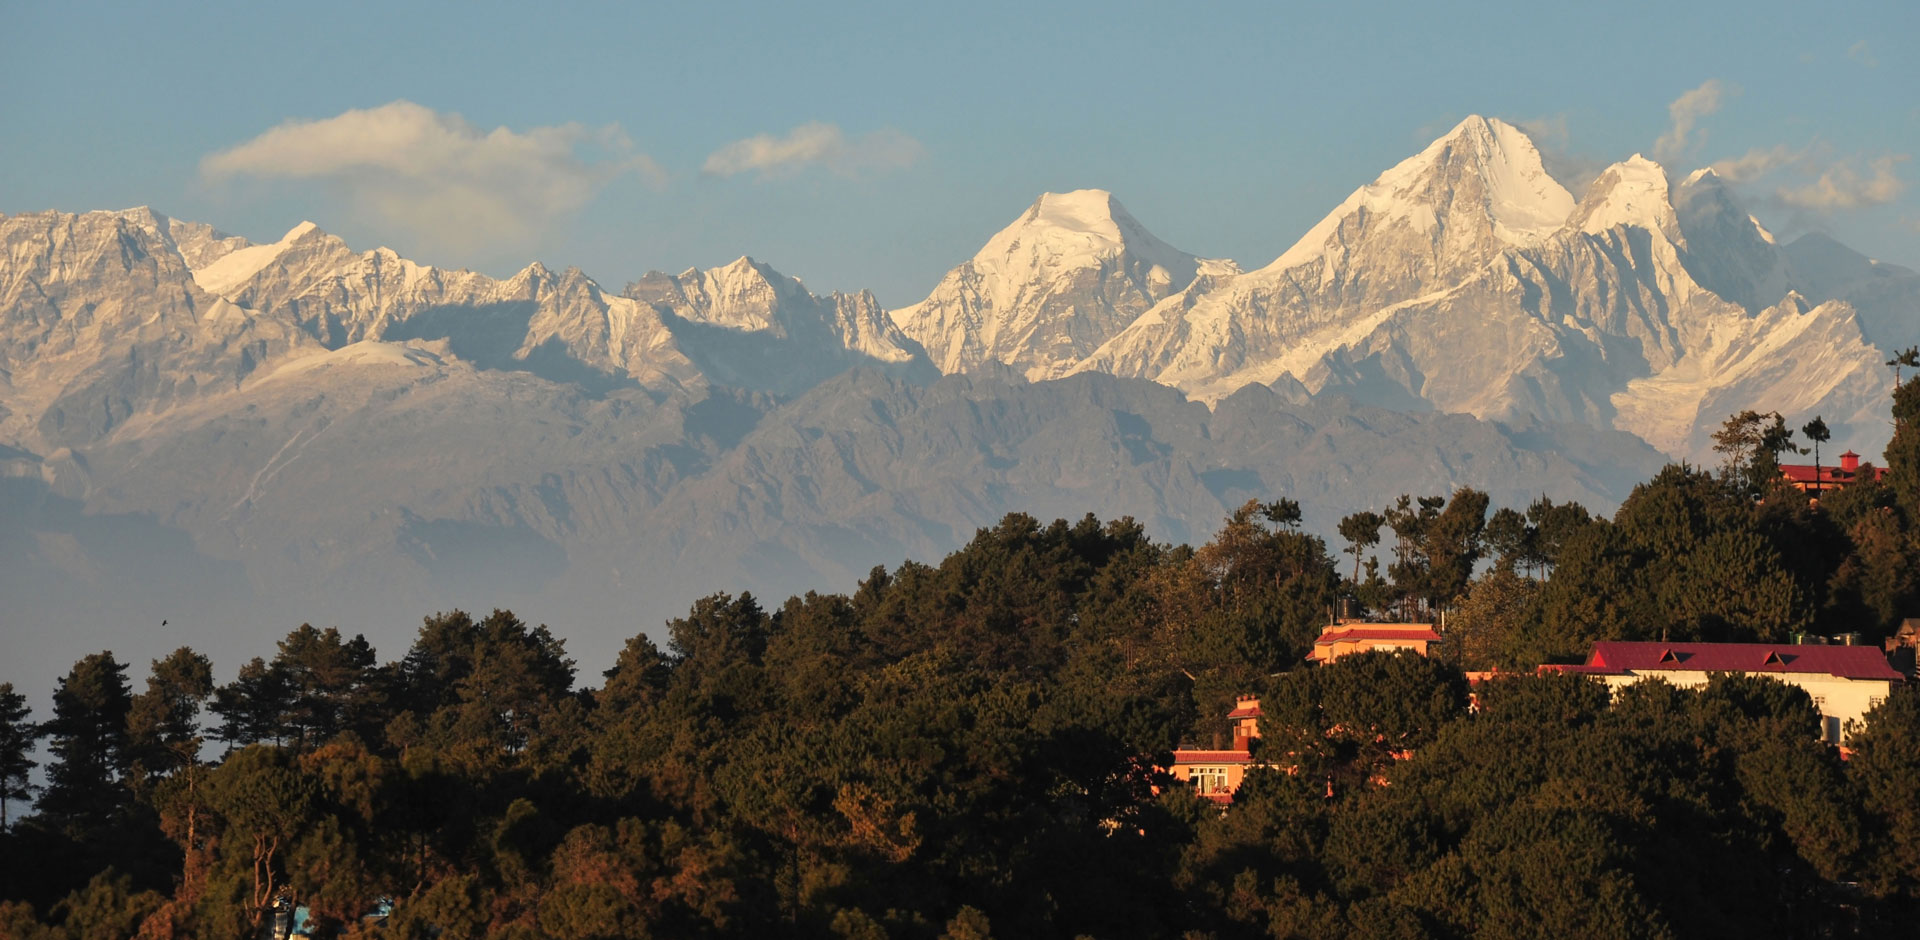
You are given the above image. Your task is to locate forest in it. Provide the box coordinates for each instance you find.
[1,375,1918,939]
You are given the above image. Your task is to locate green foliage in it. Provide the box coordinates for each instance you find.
[1887,375,1920,521]
[1713,409,1800,496]
[0,683,38,829]
[1381,489,1489,616]
[1337,510,1385,590]
[45,870,165,940]
[6,457,1920,935]
[37,653,132,836]
[126,648,214,793]
[1848,687,1920,899]
[1443,567,1544,670]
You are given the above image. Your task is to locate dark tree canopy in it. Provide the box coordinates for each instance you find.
[6,447,1920,938]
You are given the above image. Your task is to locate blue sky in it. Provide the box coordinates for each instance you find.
[4,0,1916,305]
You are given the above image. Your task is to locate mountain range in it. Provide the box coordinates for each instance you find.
[4,114,1914,691]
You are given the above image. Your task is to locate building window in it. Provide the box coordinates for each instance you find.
[1191,766,1230,795]
[1868,695,1885,710]
[1811,695,1826,709]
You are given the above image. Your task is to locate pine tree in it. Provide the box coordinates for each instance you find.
[210,657,293,749]
[127,647,214,782]
[1801,415,1831,494]
[0,683,39,829]
[1886,376,1920,521]
[1337,511,1385,589]
[37,652,133,833]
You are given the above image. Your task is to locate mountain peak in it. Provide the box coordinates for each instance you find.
[1572,155,1676,235]
[890,190,1208,379]
[1435,114,1500,145]
[113,205,168,228]
[1020,189,1120,230]
[974,189,1199,289]
[1265,115,1572,273]
[189,218,341,295]
[1672,164,1791,310]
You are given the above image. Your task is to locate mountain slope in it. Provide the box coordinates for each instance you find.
[2,360,1668,700]
[890,190,1236,380]
[625,257,934,396]
[1046,120,1900,460]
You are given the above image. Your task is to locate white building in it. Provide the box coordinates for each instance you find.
[1547,641,1903,744]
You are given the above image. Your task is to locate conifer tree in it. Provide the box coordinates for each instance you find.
[210,657,293,748]
[126,647,214,782]
[1337,511,1385,588]
[0,683,38,829]
[37,653,133,833]
[1885,375,1920,521]
[1801,415,1831,494]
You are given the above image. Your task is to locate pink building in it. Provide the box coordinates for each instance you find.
[1306,622,1440,664]
[1167,696,1268,803]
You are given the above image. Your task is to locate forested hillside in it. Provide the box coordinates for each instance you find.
[3,378,1919,939]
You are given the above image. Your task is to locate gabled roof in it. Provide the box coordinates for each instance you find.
[1779,463,1885,485]
[1169,749,1260,764]
[1314,626,1441,645]
[1577,641,1901,681]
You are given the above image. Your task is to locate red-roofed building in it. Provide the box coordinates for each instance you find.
[1167,696,1271,803]
[1307,622,1440,664]
[1779,450,1886,495]
[1542,641,1903,743]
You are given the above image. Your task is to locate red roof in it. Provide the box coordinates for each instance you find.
[1169,749,1258,764]
[1315,627,1441,645]
[1779,463,1885,486]
[1570,641,1901,681]
[1225,702,1262,719]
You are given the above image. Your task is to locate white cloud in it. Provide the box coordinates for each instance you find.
[1777,155,1907,210]
[1709,144,1810,183]
[703,122,923,180]
[1708,144,1908,220]
[201,101,662,254]
[1654,80,1731,163]
[1847,40,1879,68]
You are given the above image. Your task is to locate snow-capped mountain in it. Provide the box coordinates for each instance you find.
[1,197,1670,691]
[0,208,318,450]
[177,218,935,398]
[626,257,934,396]
[924,116,1902,460]
[890,189,1238,381]
[5,113,1915,693]
[0,208,944,461]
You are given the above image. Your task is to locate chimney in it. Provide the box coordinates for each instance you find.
[1841,450,1860,473]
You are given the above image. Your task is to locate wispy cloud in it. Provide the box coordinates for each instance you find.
[1777,155,1906,210]
[1709,144,1810,183]
[202,101,662,254]
[1847,40,1878,68]
[1512,113,1608,191]
[1710,144,1908,221]
[1653,80,1732,164]
[703,122,924,180]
